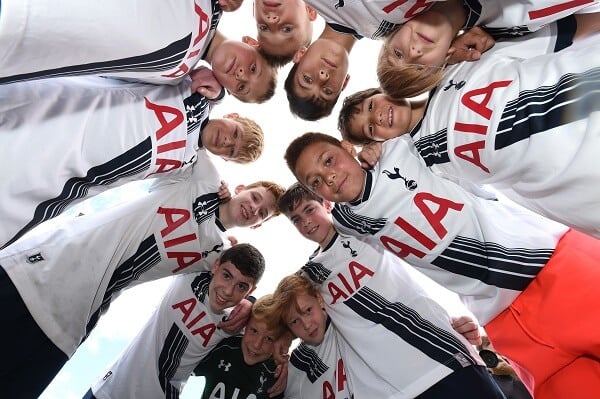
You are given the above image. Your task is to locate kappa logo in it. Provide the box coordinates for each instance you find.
[341,240,358,257]
[443,79,466,92]
[26,253,44,264]
[382,167,418,191]
[218,359,232,372]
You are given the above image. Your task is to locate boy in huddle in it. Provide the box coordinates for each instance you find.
[0,68,264,249]
[253,0,318,67]
[284,131,600,399]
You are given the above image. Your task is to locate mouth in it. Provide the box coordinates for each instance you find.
[214,130,220,147]
[241,204,250,220]
[417,32,433,44]
[322,57,337,69]
[388,106,393,127]
[263,1,280,9]
[226,58,236,75]
[307,225,318,236]
[335,176,347,194]
[215,292,229,306]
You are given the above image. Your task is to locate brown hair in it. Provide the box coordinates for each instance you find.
[234,116,264,164]
[277,182,323,217]
[284,64,338,121]
[244,180,286,219]
[232,64,278,104]
[272,273,321,332]
[284,132,342,177]
[337,87,384,145]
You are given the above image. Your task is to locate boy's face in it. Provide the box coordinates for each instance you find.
[211,37,274,103]
[286,198,334,246]
[285,293,327,346]
[383,15,454,69]
[254,0,316,59]
[291,38,350,104]
[348,94,412,142]
[209,260,256,313]
[294,142,365,203]
[241,317,277,365]
[228,185,278,228]
[202,114,245,161]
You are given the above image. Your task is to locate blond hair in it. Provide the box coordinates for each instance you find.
[251,294,287,339]
[234,116,264,164]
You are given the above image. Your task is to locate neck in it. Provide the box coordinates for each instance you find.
[320,24,357,52]
[430,0,466,33]
[319,224,338,251]
[217,203,232,229]
[408,98,428,131]
[204,30,226,64]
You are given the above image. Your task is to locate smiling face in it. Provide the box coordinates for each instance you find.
[254,0,316,59]
[291,38,350,104]
[226,185,278,228]
[286,198,335,247]
[202,114,246,161]
[209,260,256,314]
[347,94,412,142]
[285,293,327,346]
[294,142,365,203]
[241,317,277,365]
[382,13,454,69]
[211,38,274,102]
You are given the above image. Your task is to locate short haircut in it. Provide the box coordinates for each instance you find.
[284,64,337,121]
[278,182,323,217]
[235,116,264,164]
[377,47,444,100]
[284,132,342,176]
[272,273,320,332]
[244,180,286,219]
[258,47,295,69]
[338,87,383,145]
[219,243,265,284]
[251,294,286,339]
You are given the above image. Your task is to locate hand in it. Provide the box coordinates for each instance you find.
[189,66,224,100]
[451,315,482,346]
[218,0,243,12]
[218,180,232,202]
[357,142,383,170]
[273,331,293,365]
[447,27,495,64]
[268,360,288,397]
[227,235,238,246]
[218,298,252,334]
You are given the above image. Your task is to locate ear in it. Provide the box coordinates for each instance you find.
[224,112,240,119]
[242,36,261,48]
[306,6,318,21]
[323,199,333,213]
[234,184,245,195]
[210,257,221,274]
[341,74,351,91]
[292,46,308,63]
[340,140,358,157]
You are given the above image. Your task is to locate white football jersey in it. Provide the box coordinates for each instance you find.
[0,0,221,84]
[411,34,600,237]
[0,154,227,357]
[333,136,568,325]
[301,233,482,398]
[92,272,231,399]
[285,320,353,399]
[0,76,210,249]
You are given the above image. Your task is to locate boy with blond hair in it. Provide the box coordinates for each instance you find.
[0,70,265,249]
[284,131,600,398]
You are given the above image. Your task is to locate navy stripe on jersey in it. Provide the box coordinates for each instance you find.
[346,286,477,370]
[482,25,533,40]
[84,235,162,340]
[191,272,212,303]
[462,0,483,29]
[184,93,210,135]
[159,324,190,399]
[495,67,600,150]
[290,343,329,383]
[193,193,220,225]
[413,128,450,166]
[0,35,192,85]
[1,138,153,250]
[371,20,400,39]
[301,261,332,284]
[332,204,387,236]
[431,235,553,291]
[555,15,576,52]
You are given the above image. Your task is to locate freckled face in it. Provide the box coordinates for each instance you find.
[209,261,255,313]
[347,94,412,142]
[294,142,365,203]
[241,317,277,365]
[285,293,327,346]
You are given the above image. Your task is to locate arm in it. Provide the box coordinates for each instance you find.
[218,298,253,334]
[447,27,495,64]
[356,142,383,170]
[451,315,482,346]
[190,65,226,101]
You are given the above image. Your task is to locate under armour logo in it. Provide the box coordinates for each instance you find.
[382,168,417,190]
[26,253,44,264]
[335,0,344,9]
[341,240,358,257]
[443,79,466,91]
[195,201,208,216]
[218,359,232,371]
[202,243,224,258]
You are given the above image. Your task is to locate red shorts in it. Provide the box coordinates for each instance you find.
[485,229,600,399]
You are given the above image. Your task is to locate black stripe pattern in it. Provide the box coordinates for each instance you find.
[159,324,190,399]
[332,204,387,236]
[413,128,450,166]
[300,261,332,284]
[371,20,400,39]
[192,193,220,225]
[184,93,210,135]
[290,343,330,383]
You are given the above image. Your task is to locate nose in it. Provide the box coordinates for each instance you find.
[266,12,279,22]
[301,317,311,331]
[235,67,246,80]
[318,69,329,81]
[410,41,422,58]
[326,173,336,186]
